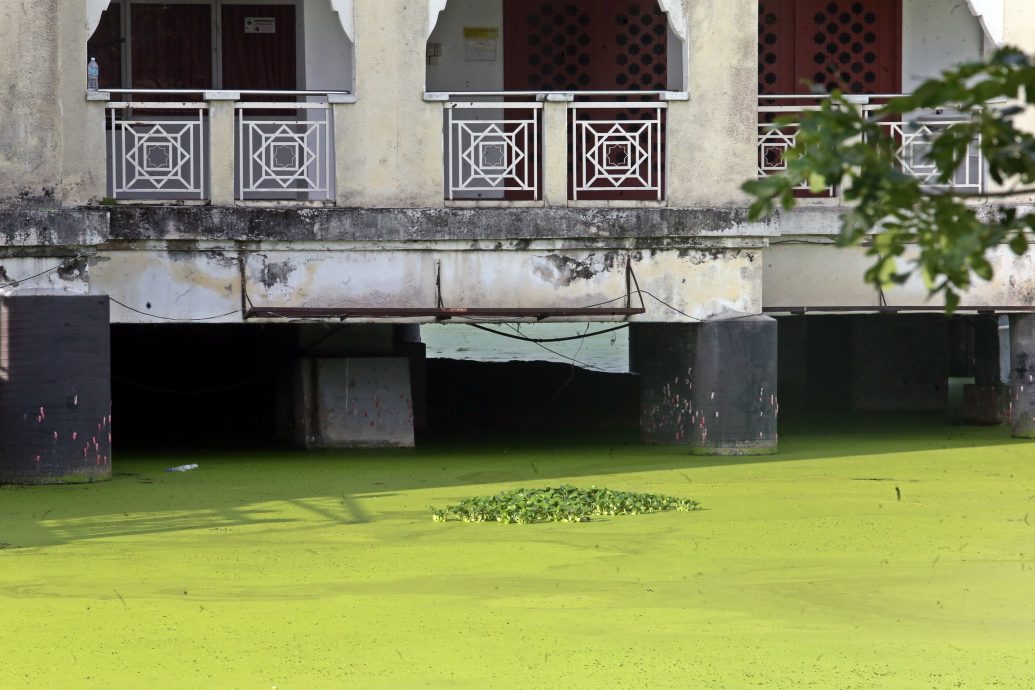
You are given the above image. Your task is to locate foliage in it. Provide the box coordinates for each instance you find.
[743,47,1035,311]
[430,485,701,524]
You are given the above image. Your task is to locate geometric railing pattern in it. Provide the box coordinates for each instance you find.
[445,101,541,200]
[107,102,208,200]
[757,98,984,195]
[756,118,832,195]
[877,119,983,192]
[236,102,333,200]
[570,102,666,201]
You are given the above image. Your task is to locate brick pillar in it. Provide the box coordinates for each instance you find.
[630,317,778,455]
[0,294,112,483]
[1009,314,1035,437]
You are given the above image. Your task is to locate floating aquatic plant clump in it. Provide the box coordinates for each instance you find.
[431,485,701,524]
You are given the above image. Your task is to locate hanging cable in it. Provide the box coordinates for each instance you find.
[0,255,86,290]
[108,297,240,322]
[466,322,630,343]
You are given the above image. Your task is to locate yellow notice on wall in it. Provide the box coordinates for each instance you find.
[464,27,499,62]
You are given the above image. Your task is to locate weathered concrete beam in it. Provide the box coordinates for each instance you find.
[0,207,109,247]
[102,206,775,244]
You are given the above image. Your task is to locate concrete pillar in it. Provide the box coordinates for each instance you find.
[543,94,572,206]
[0,294,112,483]
[1008,314,1035,437]
[337,0,441,207]
[963,315,1005,425]
[394,325,428,433]
[630,317,778,455]
[295,358,415,448]
[206,92,240,204]
[630,323,697,444]
[274,324,418,448]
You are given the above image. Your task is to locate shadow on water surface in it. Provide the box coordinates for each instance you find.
[0,414,1023,549]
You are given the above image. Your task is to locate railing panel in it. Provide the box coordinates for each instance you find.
[757,96,985,196]
[444,101,542,201]
[236,101,334,201]
[107,102,208,200]
[570,101,666,201]
[757,99,834,196]
[876,119,983,192]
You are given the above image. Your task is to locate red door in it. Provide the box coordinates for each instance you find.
[220,5,297,91]
[759,0,901,96]
[503,0,669,200]
[504,0,668,92]
[131,4,213,91]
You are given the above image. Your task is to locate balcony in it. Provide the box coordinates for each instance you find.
[757,95,985,197]
[434,91,679,204]
[100,90,350,203]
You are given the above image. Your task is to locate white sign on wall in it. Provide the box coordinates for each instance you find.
[464,27,498,62]
[244,17,276,34]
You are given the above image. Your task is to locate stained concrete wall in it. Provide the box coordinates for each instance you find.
[669,0,755,207]
[0,0,62,203]
[303,0,354,91]
[0,244,763,324]
[764,240,1035,309]
[902,0,984,92]
[295,358,415,448]
[337,1,442,206]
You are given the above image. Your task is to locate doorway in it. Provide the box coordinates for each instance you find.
[87,1,302,92]
[758,0,902,96]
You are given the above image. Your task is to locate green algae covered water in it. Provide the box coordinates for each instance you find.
[1,419,1034,689]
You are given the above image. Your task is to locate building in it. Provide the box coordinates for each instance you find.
[1,0,1032,483]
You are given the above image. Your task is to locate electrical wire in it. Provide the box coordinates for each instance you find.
[0,255,86,289]
[466,322,630,343]
[108,297,240,322]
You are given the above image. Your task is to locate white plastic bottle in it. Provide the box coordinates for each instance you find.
[87,58,99,92]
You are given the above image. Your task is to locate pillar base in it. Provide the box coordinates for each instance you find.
[295,357,415,449]
[962,384,1007,426]
[631,317,778,455]
[1009,314,1035,438]
[0,294,112,484]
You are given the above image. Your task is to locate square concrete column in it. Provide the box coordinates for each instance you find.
[0,294,112,483]
[1008,314,1035,438]
[631,317,778,455]
[294,358,415,449]
[963,315,1006,425]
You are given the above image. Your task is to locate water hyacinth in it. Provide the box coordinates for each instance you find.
[431,485,701,524]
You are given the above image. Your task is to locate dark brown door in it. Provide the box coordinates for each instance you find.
[759,0,901,96]
[503,0,669,200]
[87,4,123,90]
[220,4,297,91]
[503,0,667,92]
[131,4,213,90]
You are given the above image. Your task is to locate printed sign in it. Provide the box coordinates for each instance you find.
[244,17,276,34]
[464,27,498,62]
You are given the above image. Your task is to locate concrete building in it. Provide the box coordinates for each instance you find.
[0,0,1033,482]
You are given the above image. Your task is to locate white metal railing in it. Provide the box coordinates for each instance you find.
[757,95,985,195]
[874,117,983,192]
[100,89,345,203]
[757,97,830,195]
[236,98,334,200]
[434,91,678,203]
[571,101,666,201]
[106,99,208,200]
[445,99,541,200]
